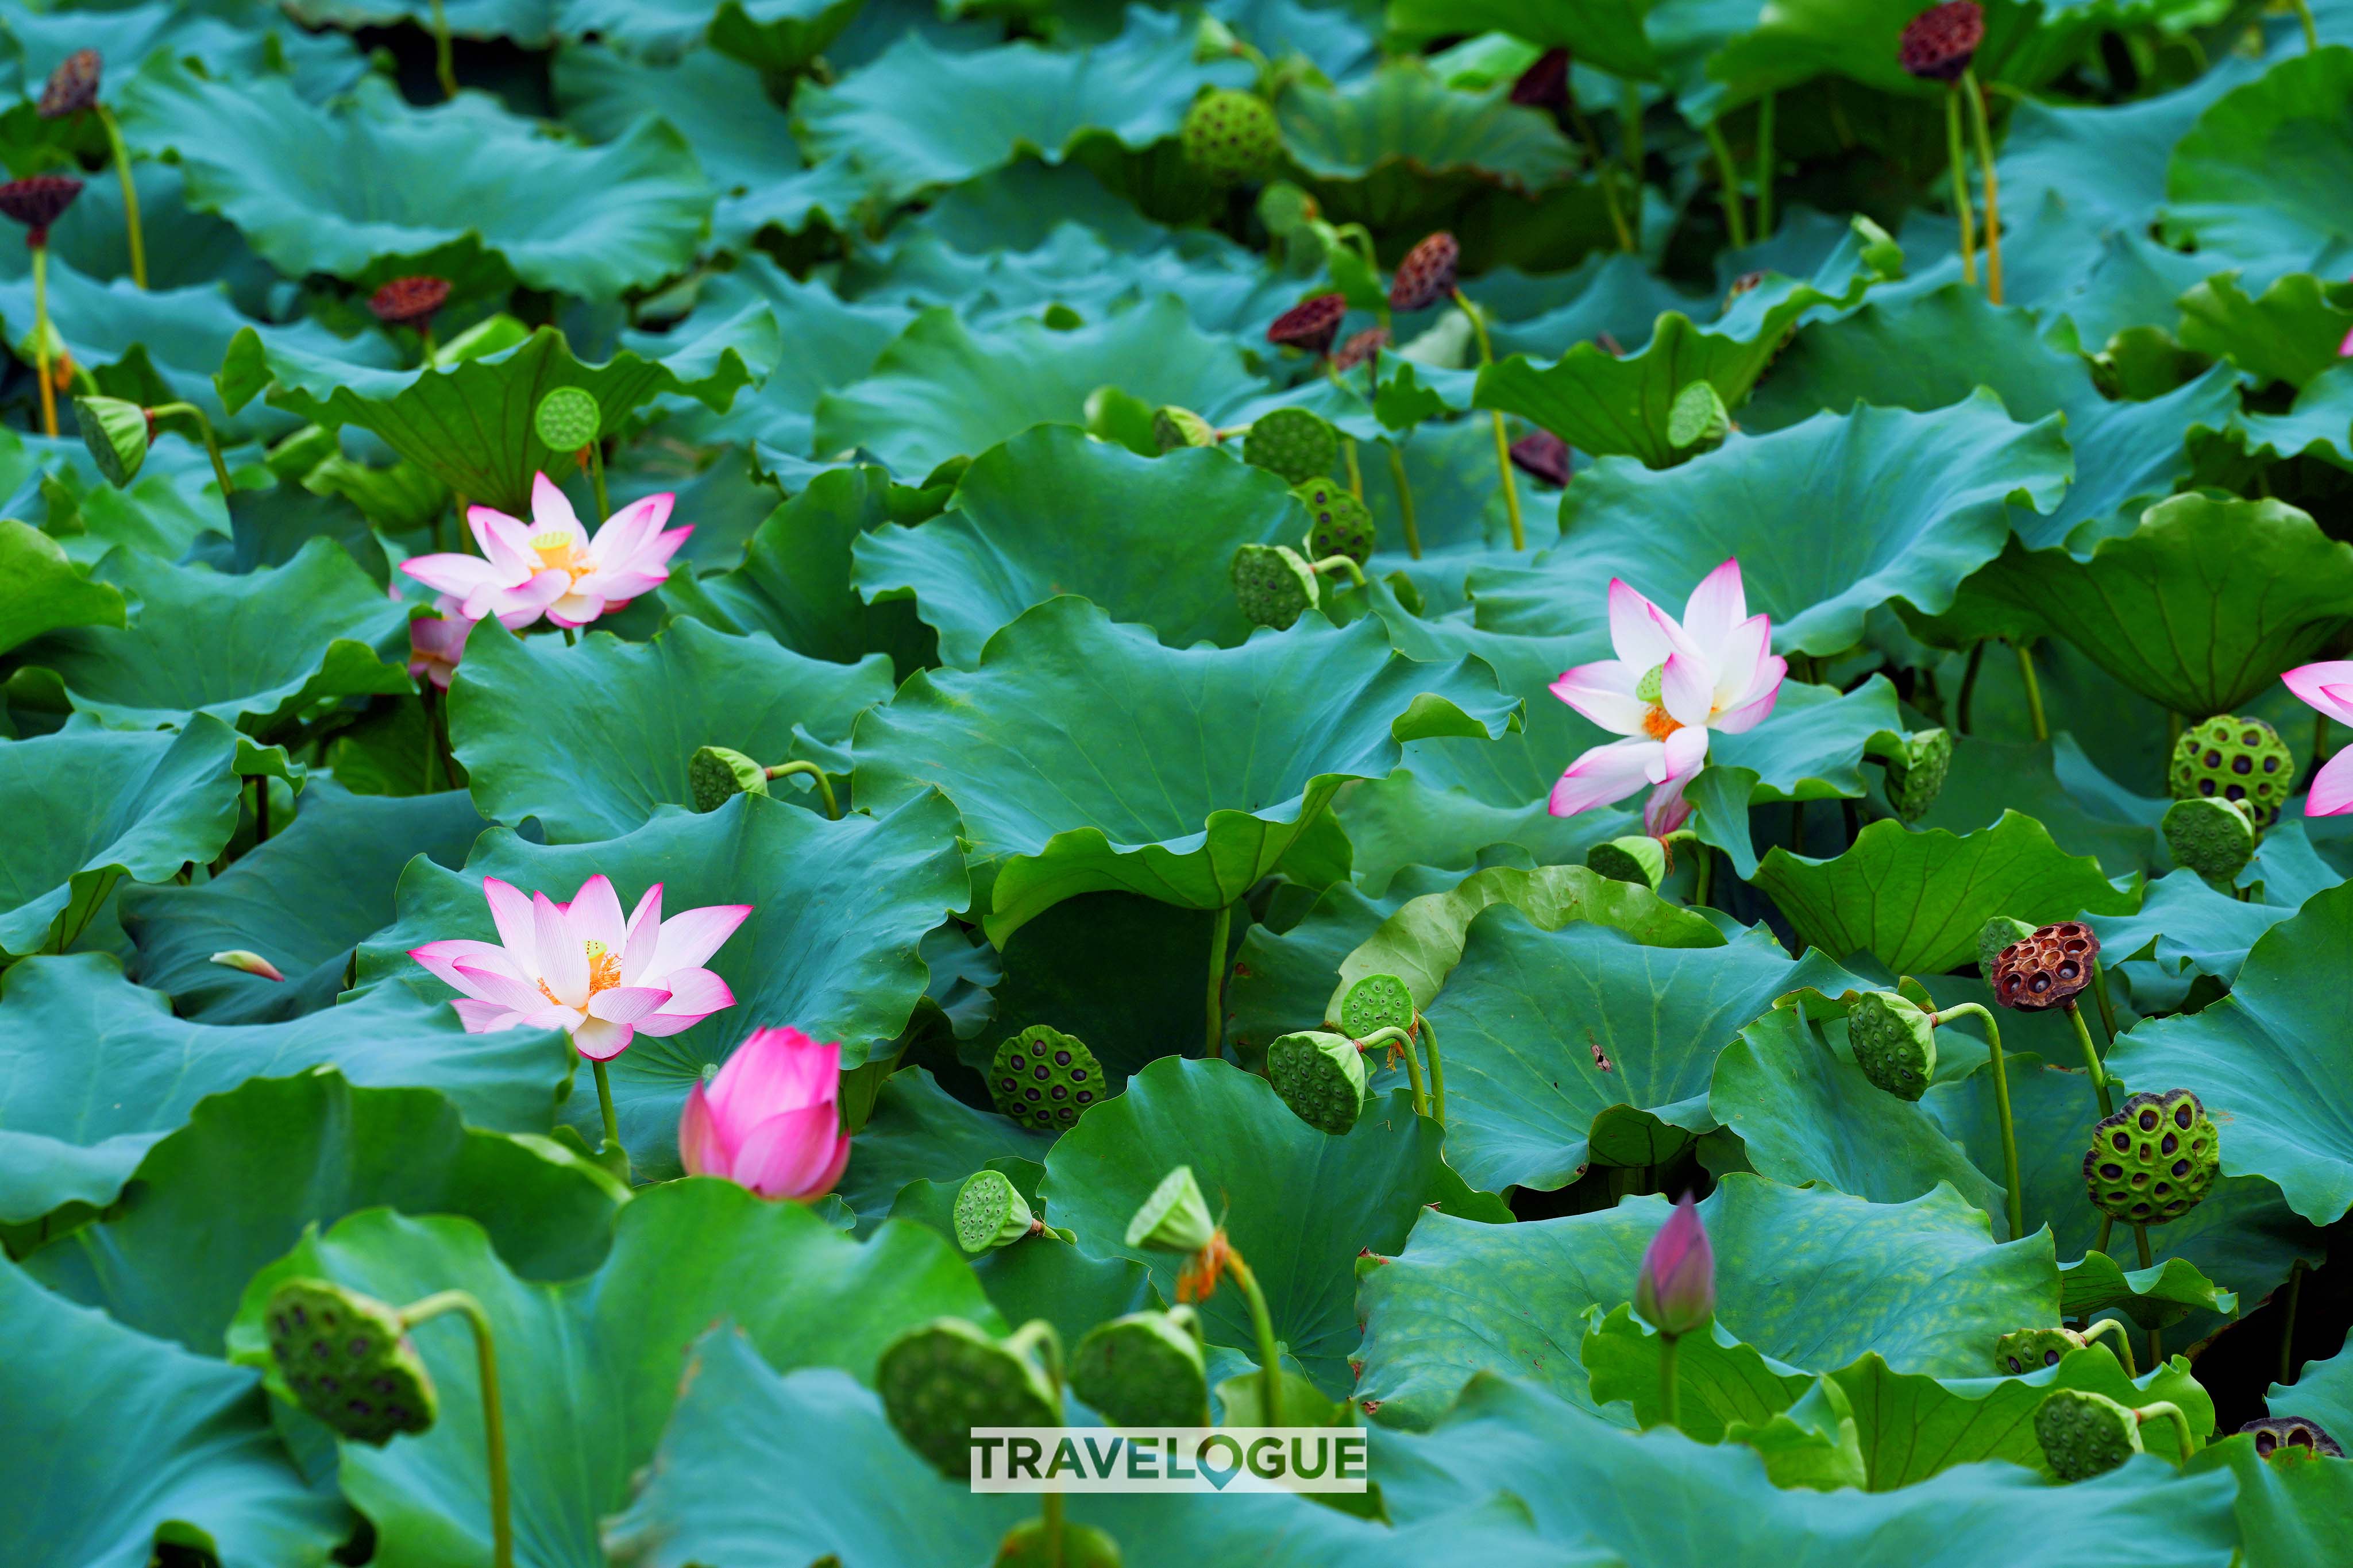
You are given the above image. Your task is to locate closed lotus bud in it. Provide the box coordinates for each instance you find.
[1241,406,1338,485]
[1993,1326,2088,1376]
[1264,292,1347,356]
[264,1279,437,1445]
[1509,428,1571,487]
[1508,47,1571,111]
[367,275,452,331]
[1976,916,2035,978]
[953,1168,1037,1254]
[688,745,769,812]
[1338,972,1416,1040]
[1634,1195,1715,1338]
[0,173,83,242]
[2035,1388,2143,1481]
[2170,715,2294,829]
[2240,1416,2344,1461]
[38,49,101,119]
[1124,1165,1217,1254]
[1587,834,1668,890]
[1898,1,1984,83]
[1332,325,1388,372]
[210,949,287,983]
[1180,87,1281,186]
[878,1318,1062,1479]
[1267,1029,1370,1135]
[2162,797,2256,887]
[1388,231,1460,312]
[74,394,150,488]
[1071,1306,1209,1427]
[1667,380,1731,450]
[1991,921,2099,1012]
[1846,989,1939,1101]
[988,1024,1105,1132]
[1294,477,1374,565]
[996,1517,1124,1567]
[533,385,601,452]
[1880,728,1953,823]
[1232,542,1322,631]
[1151,405,1216,451]
[2084,1088,2218,1225]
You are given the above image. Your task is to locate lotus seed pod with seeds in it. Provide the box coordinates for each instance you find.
[1976,916,2035,978]
[2083,1088,2218,1224]
[1181,87,1280,186]
[2170,716,2294,828]
[1151,405,1216,451]
[1387,231,1460,312]
[1294,478,1374,565]
[533,385,601,451]
[1125,1165,1216,1254]
[0,173,83,238]
[2240,1416,2344,1460]
[688,745,768,812]
[877,1318,1062,1478]
[75,395,149,488]
[1509,428,1571,486]
[2162,797,2255,887]
[1243,406,1338,484]
[1993,1326,2088,1376]
[954,1168,1036,1254]
[1267,1029,1370,1135]
[1667,380,1731,449]
[996,1517,1125,1567]
[38,49,101,119]
[264,1279,437,1446]
[1265,292,1348,356]
[1071,1307,1209,1427]
[1332,325,1388,372]
[1232,543,1321,631]
[1881,728,1953,823]
[1991,921,2099,1012]
[368,275,451,330]
[1846,990,1939,1101]
[1587,834,1668,890]
[988,1024,1105,1133]
[1338,972,1417,1041]
[2035,1388,2142,1481]
[1899,0,1984,81]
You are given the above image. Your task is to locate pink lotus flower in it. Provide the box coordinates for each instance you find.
[680,1026,852,1201]
[2285,661,2353,814]
[406,597,475,690]
[1634,1194,1715,1338]
[410,873,749,1060]
[1546,558,1787,836]
[398,473,691,631]
[209,949,286,982]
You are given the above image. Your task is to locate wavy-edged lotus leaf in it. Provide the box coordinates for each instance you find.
[2271,1337,2353,1439]
[223,1187,996,1566]
[2162,45,2353,273]
[850,427,1306,667]
[1467,392,2072,656]
[557,0,862,73]
[837,1068,1056,1230]
[1751,810,2140,976]
[850,597,1517,944]
[1277,61,1577,192]
[1355,1175,2057,1431]
[2185,1429,2353,1568]
[450,617,889,841]
[0,516,125,655]
[2175,271,2353,391]
[0,716,245,960]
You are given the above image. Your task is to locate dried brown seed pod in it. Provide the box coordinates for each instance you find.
[1991,921,2099,1012]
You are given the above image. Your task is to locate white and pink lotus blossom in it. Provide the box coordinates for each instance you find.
[410,873,749,1060]
[406,596,476,690]
[680,1026,853,1202]
[1546,558,1787,835]
[398,472,691,631]
[2283,662,2353,814]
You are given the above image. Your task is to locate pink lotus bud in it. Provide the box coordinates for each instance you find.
[678,1026,852,1202]
[209,949,286,982]
[1634,1195,1715,1338]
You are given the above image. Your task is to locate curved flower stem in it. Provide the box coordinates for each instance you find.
[1565,101,1634,252]
[31,242,55,438]
[1417,1013,1446,1126]
[2094,1212,2114,1260]
[1452,289,1526,552]
[2066,1002,2115,1119]
[2281,1257,2308,1384]
[149,402,236,498]
[92,105,146,289]
[2089,960,2119,1046]
[1753,92,1776,238]
[589,1057,630,1183]
[1957,640,1985,734]
[1943,90,1978,287]
[2081,1316,2136,1377]
[2136,1400,2194,1461]
[1206,901,1233,1057]
[1658,1331,1682,1430]
[2293,0,2320,51]
[400,1292,511,1568]
[429,0,459,100]
[1694,844,1714,909]
[1357,1025,1425,1118]
[1340,435,1363,500]
[1962,69,2003,305]
[1224,1250,1283,1427]
[2012,639,2047,741]
[585,437,611,524]
[1383,443,1422,560]
[1310,554,1367,590]
[1039,1491,1066,1567]
[1935,1003,2021,1241]
[1701,119,1748,248]
[762,760,840,820]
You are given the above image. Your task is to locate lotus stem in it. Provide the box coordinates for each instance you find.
[92,105,146,289]
[1702,119,1749,248]
[253,775,271,842]
[2012,640,2047,741]
[1754,92,1776,237]
[2281,1257,2307,1385]
[1694,844,1714,908]
[401,1291,511,1568]
[1944,90,1977,287]
[2089,960,2119,1046]
[1040,1490,1066,1567]
[1621,80,1644,172]
[2132,1222,2162,1368]
[1310,554,1367,589]
[1566,100,1635,252]
[590,1057,629,1183]
[2081,1316,2136,1377]
[1206,901,1233,1057]
[561,626,577,647]
[1937,1003,2022,1241]
[1962,69,2003,304]
[2137,1400,2194,1461]
[1340,435,1362,500]
[1957,641,1984,733]
[421,686,443,792]
[2293,0,2320,51]
[1418,1012,1446,1125]
[429,0,458,100]
[149,402,236,498]
[31,242,55,437]
[1452,290,1526,551]
[763,760,840,820]
[2065,1002,2115,1119]
[1225,1250,1283,1427]
[1658,1330,1682,1430]
[585,437,611,524]
[2094,1212,2113,1258]
[1383,443,1421,560]
[1358,1024,1426,1118]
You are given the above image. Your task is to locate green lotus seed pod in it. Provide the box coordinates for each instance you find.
[1337,972,1417,1041]
[1976,916,2036,978]
[2162,796,2256,887]
[1232,543,1321,631]
[954,1168,1036,1254]
[1632,662,1666,704]
[878,1318,1062,1479]
[995,1516,1125,1567]
[1125,1165,1216,1254]
[989,1024,1106,1133]
[1152,405,1216,451]
[1293,477,1374,565]
[2083,1088,2219,1225]
[1267,1029,1369,1135]
[1993,1326,2088,1376]
[1070,1306,1209,1428]
[533,385,600,451]
[2034,1388,2143,1481]
[264,1279,437,1446]
[1242,407,1338,485]
[75,395,149,488]
[1587,834,1669,890]
[1882,728,1953,824]
[2170,715,2294,828]
[1846,989,1939,1102]
[1667,380,1730,450]
[1179,87,1280,186]
[688,745,768,812]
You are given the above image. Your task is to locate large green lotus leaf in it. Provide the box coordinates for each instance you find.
[2162,45,2353,276]
[22,1071,620,1354]
[0,517,125,655]
[1384,0,1657,78]
[836,1067,1056,1229]
[985,890,1246,1084]
[1467,392,2070,656]
[1751,810,2140,976]
[450,618,891,841]
[0,426,232,567]
[2090,860,2335,997]
[16,539,408,733]
[1429,912,1866,1192]
[119,781,487,1025]
[851,428,1303,667]
[1042,1056,1457,1395]
[2227,361,2353,470]
[1229,867,1463,1057]
[1355,1176,2057,1430]
[278,0,554,44]
[0,1258,348,1568]
[850,597,1517,943]
[225,1186,995,1568]
[2174,272,2353,392]
[221,319,774,516]
[0,954,570,1223]
[353,791,968,1173]
[2271,1338,2353,1436]
[811,295,1259,477]
[119,62,712,296]
[1710,1003,2012,1233]
[886,1175,1156,1351]
[0,716,244,959]
[1911,735,2167,882]
[2188,1434,2353,1568]
[1277,63,1577,192]
[557,0,862,73]
[2,0,371,105]
[796,9,1250,202]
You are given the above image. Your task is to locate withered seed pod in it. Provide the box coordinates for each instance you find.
[1991,921,2099,1012]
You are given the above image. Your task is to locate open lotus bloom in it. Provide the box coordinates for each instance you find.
[680,1026,852,1201]
[2283,661,2353,814]
[410,874,748,1060]
[398,473,691,631]
[1546,558,1787,835]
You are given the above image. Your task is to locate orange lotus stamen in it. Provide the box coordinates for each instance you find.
[1641,705,1682,741]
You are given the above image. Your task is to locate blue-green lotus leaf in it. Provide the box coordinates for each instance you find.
[0,518,125,656]
[1276,61,1578,192]
[2163,45,2353,277]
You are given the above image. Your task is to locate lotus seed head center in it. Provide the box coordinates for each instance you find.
[533,531,592,575]
[537,939,622,1007]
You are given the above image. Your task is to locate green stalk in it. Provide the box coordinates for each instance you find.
[421,686,443,792]
[561,626,577,647]
[1311,554,1367,589]
[2316,709,2333,768]
[2133,1222,2161,1368]
[2293,0,2320,51]
[1944,90,1978,287]
[2281,1257,2306,1385]
[763,760,840,820]
[2013,640,2048,742]
[1360,1024,1426,1118]
[1340,436,1362,500]
[149,402,236,498]
[1936,1003,2021,1241]
[1962,70,2004,304]
[2136,1400,2196,1462]
[1702,119,1749,249]
[402,1292,512,1568]
[2094,1212,2114,1260]
[1040,1491,1066,1568]
[1658,1331,1682,1430]
[2081,1317,2136,1377]
[2066,1002,2114,1119]
[1566,101,1635,252]
[31,242,55,438]
[1384,442,1421,560]
[429,0,458,100]
[590,1056,630,1183]
[1694,844,1714,909]
[1206,901,1233,1057]
[1957,640,1985,733]
[1753,92,1776,238]
[1418,1013,1447,1126]
[93,105,146,290]
[1225,1252,1283,1427]
[1620,79,1644,173]
[586,437,611,524]
[1453,289,1525,551]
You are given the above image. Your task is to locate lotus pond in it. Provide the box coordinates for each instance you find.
[9,0,2353,1564]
